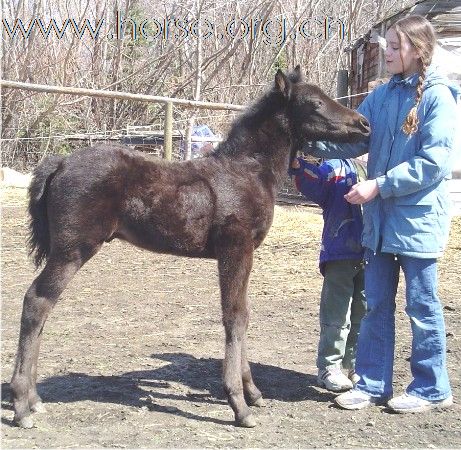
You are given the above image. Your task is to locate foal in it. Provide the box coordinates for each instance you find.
[10,67,370,428]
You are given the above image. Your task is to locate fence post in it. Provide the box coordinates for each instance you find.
[164,101,173,160]
[337,69,349,107]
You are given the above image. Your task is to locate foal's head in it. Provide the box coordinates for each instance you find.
[274,66,370,148]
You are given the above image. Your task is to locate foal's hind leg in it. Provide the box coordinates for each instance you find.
[217,232,259,427]
[241,338,264,407]
[11,247,98,428]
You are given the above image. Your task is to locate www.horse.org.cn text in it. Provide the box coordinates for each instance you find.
[2,14,349,45]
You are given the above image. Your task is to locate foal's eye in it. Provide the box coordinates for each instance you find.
[313,100,323,109]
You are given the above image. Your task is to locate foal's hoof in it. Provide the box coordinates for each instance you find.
[250,397,266,408]
[237,414,257,428]
[15,416,34,429]
[30,401,46,413]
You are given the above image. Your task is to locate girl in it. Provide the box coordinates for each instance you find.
[300,15,459,412]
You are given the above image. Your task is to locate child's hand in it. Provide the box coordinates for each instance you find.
[291,158,300,169]
[344,180,379,204]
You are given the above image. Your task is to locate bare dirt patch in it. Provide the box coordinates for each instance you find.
[1,187,460,448]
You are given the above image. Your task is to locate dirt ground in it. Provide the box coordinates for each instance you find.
[1,186,460,449]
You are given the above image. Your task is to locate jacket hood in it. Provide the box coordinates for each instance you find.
[425,65,461,101]
[390,65,461,102]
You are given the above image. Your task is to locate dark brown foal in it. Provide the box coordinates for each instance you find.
[10,66,370,428]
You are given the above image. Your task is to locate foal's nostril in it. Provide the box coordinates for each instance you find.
[359,116,371,135]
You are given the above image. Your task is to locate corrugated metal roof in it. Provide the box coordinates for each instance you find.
[376,0,461,30]
[349,0,461,50]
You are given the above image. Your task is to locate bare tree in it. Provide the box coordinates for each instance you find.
[1,0,416,168]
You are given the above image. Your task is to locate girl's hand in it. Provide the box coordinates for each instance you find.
[344,179,379,204]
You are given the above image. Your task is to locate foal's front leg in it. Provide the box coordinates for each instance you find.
[217,233,259,427]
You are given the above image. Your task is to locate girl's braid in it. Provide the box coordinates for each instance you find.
[402,61,428,135]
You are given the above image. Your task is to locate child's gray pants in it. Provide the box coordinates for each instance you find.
[317,259,366,371]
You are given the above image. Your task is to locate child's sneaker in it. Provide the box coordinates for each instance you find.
[335,389,389,410]
[317,367,353,392]
[387,393,453,413]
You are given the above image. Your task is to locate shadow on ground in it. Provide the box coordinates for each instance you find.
[2,352,333,427]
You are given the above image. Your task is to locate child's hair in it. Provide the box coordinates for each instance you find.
[390,15,437,135]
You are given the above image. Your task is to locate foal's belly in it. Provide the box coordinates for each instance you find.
[114,215,214,258]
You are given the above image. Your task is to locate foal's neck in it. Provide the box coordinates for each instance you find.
[217,90,291,184]
[254,116,291,184]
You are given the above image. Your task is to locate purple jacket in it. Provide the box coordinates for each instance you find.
[289,158,365,275]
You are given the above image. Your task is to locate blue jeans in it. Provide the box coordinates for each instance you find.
[355,249,452,401]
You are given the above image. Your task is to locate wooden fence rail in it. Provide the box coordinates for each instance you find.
[0,79,245,159]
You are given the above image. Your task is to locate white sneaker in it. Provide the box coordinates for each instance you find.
[317,367,353,392]
[388,393,453,414]
[335,389,389,410]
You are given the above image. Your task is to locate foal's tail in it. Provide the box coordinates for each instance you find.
[28,155,65,268]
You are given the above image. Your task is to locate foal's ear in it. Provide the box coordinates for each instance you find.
[289,65,303,83]
[275,69,292,99]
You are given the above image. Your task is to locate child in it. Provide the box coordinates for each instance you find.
[289,157,367,392]
[301,15,459,412]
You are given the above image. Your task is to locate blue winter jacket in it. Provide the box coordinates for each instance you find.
[304,66,461,257]
[289,158,364,274]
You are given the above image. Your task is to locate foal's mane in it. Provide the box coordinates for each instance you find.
[213,69,303,158]
[213,87,287,158]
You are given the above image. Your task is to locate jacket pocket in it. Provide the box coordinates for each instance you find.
[389,202,445,253]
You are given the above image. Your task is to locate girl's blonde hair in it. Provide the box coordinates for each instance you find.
[390,15,437,135]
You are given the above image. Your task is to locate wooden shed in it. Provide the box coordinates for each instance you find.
[346,0,461,109]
